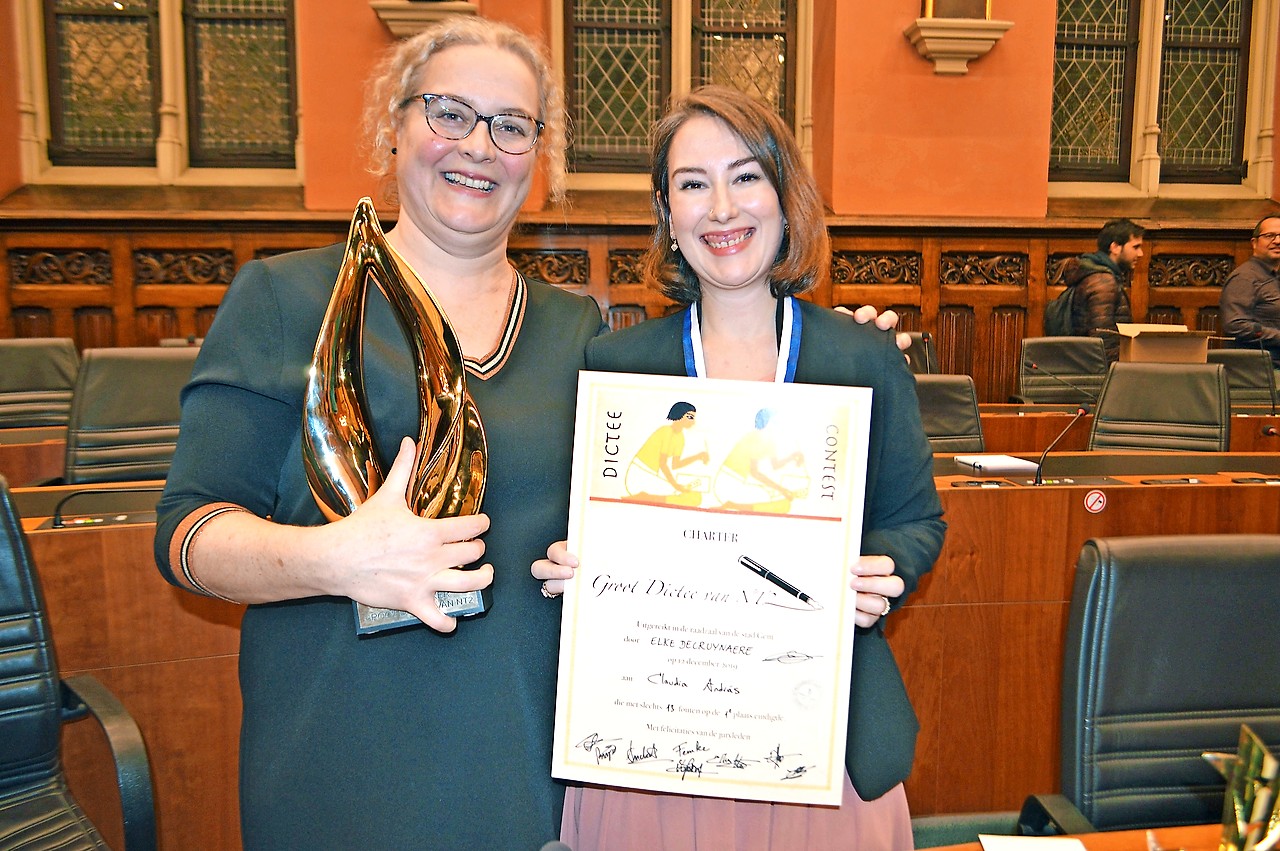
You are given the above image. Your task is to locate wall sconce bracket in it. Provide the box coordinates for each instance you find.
[904,17,1013,75]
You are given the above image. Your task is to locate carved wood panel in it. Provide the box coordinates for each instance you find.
[0,219,1263,402]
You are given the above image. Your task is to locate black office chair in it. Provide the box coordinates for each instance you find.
[63,346,199,484]
[915,374,984,452]
[1017,337,1107,405]
[0,475,157,849]
[1207,348,1277,412]
[0,337,80,428]
[1019,534,1280,834]
[905,331,940,375]
[1086,362,1229,452]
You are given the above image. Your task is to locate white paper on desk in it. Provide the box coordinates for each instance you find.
[954,454,1040,475]
[979,835,1087,850]
[552,372,871,805]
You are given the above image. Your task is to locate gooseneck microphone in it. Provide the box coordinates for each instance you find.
[1028,362,1099,404]
[1034,405,1091,486]
[920,331,934,374]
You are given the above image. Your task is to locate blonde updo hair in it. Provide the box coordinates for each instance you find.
[362,17,568,202]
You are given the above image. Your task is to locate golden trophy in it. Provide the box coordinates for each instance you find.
[302,197,488,633]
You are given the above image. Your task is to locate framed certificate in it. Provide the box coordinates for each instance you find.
[552,371,871,805]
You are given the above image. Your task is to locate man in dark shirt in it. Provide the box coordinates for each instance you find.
[1063,218,1145,363]
[1220,214,1280,367]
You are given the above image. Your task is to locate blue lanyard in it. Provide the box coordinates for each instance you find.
[682,296,801,382]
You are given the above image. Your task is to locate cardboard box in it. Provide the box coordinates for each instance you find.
[1115,323,1211,363]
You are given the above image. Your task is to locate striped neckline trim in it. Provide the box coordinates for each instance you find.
[464,270,526,379]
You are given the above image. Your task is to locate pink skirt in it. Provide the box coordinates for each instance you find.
[560,773,913,851]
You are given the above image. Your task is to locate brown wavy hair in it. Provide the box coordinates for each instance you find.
[643,85,830,305]
[362,17,568,204]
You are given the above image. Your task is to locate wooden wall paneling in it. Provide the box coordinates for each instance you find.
[74,307,116,349]
[937,306,976,377]
[0,215,1267,402]
[10,307,53,337]
[132,233,236,346]
[1143,238,1236,329]
[6,232,116,346]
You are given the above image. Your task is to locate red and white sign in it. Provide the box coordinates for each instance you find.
[1083,489,1107,514]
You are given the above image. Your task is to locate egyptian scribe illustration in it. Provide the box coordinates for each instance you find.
[712,408,808,513]
[621,402,711,506]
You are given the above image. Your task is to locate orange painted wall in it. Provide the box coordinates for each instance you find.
[295,2,390,212]
[814,0,1056,218]
[0,2,23,199]
[297,0,553,212]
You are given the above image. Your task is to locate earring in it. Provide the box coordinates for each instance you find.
[671,238,679,253]
[391,147,397,155]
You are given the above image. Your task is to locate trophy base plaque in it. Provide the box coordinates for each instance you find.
[353,589,491,635]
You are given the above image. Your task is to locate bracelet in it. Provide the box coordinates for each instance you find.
[178,503,249,603]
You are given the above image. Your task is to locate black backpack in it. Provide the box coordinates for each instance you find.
[1043,285,1075,336]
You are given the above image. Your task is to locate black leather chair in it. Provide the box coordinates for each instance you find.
[905,331,940,375]
[1207,348,1277,411]
[1086,362,1229,452]
[1019,534,1280,834]
[0,475,156,849]
[63,346,199,484]
[1017,337,1107,405]
[915,374,984,452]
[0,338,80,428]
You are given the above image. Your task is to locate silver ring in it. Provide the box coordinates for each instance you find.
[880,595,892,617]
[540,582,559,599]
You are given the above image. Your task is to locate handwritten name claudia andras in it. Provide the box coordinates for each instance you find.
[598,409,844,499]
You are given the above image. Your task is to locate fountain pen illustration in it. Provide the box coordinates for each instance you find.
[738,555,823,610]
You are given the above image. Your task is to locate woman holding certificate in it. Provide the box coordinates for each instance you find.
[534,86,945,850]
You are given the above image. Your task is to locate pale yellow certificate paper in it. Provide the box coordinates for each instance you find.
[552,371,871,805]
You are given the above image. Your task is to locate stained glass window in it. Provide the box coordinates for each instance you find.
[42,0,296,170]
[1049,0,1138,181]
[1050,0,1252,184]
[45,0,162,166]
[566,0,795,172]
[1157,0,1251,182]
[184,0,297,168]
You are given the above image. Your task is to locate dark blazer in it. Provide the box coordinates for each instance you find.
[585,299,946,800]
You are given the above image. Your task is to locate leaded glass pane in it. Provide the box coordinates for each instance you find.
[1159,48,1238,167]
[576,0,660,25]
[1055,0,1129,40]
[1158,0,1249,179]
[191,0,288,11]
[1163,0,1240,40]
[185,0,295,168]
[1050,46,1125,167]
[703,0,784,28]
[47,0,159,164]
[1050,0,1135,179]
[573,31,662,161]
[700,34,785,113]
[191,20,293,158]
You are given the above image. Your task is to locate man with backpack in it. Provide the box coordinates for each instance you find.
[1056,219,1145,363]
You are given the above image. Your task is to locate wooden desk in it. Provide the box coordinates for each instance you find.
[893,471,1280,815]
[0,425,65,485]
[979,408,1280,454]
[929,823,1221,851]
[20,465,1280,847]
[28,519,244,851]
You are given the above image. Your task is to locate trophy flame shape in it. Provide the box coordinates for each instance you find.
[303,197,488,632]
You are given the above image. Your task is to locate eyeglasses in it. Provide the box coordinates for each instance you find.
[399,93,543,155]
[1256,232,1280,243]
